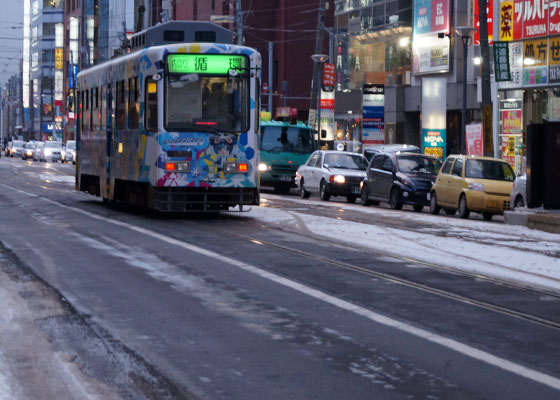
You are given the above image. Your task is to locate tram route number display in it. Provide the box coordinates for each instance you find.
[167,54,247,75]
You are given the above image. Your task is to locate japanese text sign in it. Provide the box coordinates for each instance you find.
[494,41,512,81]
[413,0,449,36]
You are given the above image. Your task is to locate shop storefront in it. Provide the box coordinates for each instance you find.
[497,0,560,172]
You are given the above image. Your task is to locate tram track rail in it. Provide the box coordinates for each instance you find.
[192,220,560,332]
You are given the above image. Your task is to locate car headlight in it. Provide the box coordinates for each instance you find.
[468,182,484,192]
[330,175,346,184]
[396,172,412,186]
[258,162,270,172]
[45,149,52,156]
[61,150,66,157]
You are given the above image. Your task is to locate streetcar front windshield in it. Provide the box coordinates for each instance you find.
[165,74,249,133]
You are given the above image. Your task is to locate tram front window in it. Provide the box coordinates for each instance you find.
[165,74,249,133]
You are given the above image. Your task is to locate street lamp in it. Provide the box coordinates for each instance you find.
[455,26,477,154]
[311,53,328,149]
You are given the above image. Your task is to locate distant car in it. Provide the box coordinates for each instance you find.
[510,173,526,209]
[61,140,76,164]
[40,141,63,162]
[22,142,37,160]
[430,155,515,221]
[10,140,26,158]
[361,152,442,212]
[33,142,44,161]
[296,150,368,203]
[363,144,420,162]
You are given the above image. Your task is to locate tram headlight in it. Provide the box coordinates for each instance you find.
[258,162,270,172]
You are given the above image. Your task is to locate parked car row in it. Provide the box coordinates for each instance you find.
[295,146,520,221]
[3,140,76,164]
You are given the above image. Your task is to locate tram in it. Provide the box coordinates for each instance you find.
[76,21,261,212]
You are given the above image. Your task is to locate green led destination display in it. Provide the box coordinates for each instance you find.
[167,54,247,74]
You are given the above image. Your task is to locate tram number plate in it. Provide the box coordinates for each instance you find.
[280,175,292,182]
[177,162,190,172]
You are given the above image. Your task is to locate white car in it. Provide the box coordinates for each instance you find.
[510,173,526,209]
[295,150,368,203]
[33,142,44,161]
[62,140,76,164]
[40,141,63,162]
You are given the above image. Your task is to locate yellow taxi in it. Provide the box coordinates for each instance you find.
[429,155,515,221]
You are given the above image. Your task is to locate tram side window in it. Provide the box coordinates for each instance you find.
[82,89,90,132]
[128,77,139,129]
[92,87,100,131]
[116,80,126,130]
[145,77,158,132]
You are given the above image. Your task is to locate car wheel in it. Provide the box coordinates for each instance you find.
[319,180,330,201]
[389,188,403,210]
[444,208,456,215]
[299,180,310,199]
[429,192,441,215]
[413,204,424,212]
[360,187,370,206]
[458,195,470,219]
[346,196,357,204]
[514,195,524,209]
[482,212,493,221]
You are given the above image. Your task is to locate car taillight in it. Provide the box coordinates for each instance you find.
[165,162,175,171]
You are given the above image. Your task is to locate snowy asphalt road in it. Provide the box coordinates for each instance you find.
[0,156,559,399]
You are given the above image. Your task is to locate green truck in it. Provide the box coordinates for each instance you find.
[258,119,315,193]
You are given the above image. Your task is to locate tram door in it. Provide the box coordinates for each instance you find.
[105,84,113,199]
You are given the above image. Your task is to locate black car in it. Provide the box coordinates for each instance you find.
[363,144,420,162]
[360,152,442,212]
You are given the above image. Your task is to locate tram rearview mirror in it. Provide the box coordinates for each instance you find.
[152,73,162,81]
[180,74,199,83]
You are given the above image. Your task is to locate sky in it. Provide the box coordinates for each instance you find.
[0,1,24,88]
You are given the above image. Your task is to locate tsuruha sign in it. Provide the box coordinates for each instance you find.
[500,0,560,41]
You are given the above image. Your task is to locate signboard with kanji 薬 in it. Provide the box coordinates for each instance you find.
[494,41,511,81]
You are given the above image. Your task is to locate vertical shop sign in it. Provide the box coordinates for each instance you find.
[322,63,335,92]
[320,90,336,143]
[465,123,484,156]
[549,36,560,83]
[500,1,514,40]
[494,41,512,80]
[421,77,447,158]
[523,38,548,85]
[362,84,385,145]
[475,0,494,44]
[499,99,523,169]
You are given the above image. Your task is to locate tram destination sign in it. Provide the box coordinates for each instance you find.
[167,54,247,75]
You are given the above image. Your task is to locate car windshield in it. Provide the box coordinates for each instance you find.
[44,141,62,148]
[261,126,315,154]
[13,140,25,147]
[465,159,515,181]
[165,73,249,133]
[397,154,442,174]
[324,153,368,170]
[25,142,37,149]
[66,141,76,149]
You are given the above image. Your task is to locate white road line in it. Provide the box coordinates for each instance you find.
[2,182,560,391]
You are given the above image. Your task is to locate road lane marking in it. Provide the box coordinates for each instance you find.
[2,182,560,391]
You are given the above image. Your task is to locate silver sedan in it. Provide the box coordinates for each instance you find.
[295,150,368,203]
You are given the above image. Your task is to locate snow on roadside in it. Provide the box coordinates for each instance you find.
[250,195,560,293]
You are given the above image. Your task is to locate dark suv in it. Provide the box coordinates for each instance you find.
[361,152,442,212]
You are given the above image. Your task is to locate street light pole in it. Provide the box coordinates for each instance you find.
[456,27,476,155]
[311,54,328,150]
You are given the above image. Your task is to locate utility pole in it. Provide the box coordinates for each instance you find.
[309,0,327,127]
[236,0,243,45]
[478,0,494,156]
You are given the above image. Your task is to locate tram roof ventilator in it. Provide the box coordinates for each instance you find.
[127,21,233,54]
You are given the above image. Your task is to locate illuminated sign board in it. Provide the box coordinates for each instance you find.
[167,54,247,74]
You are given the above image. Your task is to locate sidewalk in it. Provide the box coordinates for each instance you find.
[504,209,560,234]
